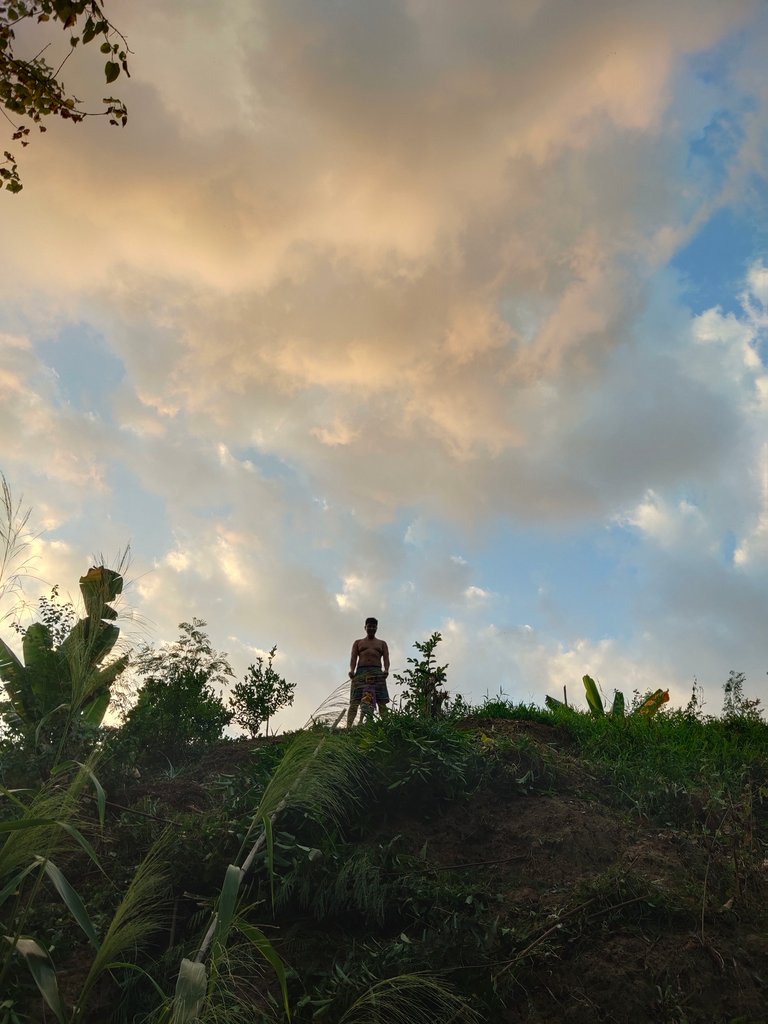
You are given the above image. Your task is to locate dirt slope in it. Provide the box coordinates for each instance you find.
[351,718,768,1023]
[111,717,768,1024]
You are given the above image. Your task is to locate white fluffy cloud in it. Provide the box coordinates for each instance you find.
[3,1,768,724]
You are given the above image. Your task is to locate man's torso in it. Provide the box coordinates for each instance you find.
[354,637,387,667]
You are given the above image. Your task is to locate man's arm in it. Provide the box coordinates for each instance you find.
[382,641,390,675]
[349,640,359,678]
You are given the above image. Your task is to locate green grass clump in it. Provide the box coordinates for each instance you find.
[549,706,768,823]
[472,698,555,723]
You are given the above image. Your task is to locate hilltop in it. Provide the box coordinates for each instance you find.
[2,704,768,1023]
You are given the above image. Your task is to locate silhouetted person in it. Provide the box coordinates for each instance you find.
[347,617,390,726]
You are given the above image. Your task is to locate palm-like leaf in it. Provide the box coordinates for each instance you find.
[0,636,33,721]
[1,564,128,734]
[583,675,605,718]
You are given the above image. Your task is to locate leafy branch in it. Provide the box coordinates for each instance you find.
[0,0,130,192]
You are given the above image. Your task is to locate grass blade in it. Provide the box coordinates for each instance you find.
[0,817,63,833]
[50,762,107,830]
[0,785,32,810]
[86,769,107,829]
[39,858,100,949]
[4,936,67,1024]
[263,813,276,914]
[0,862,38,909]
[237,920,291,1021]
[215,864,244,948]
[101,960,167,998]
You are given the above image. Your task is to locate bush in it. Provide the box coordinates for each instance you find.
[229,645,295,737]
[116,619,233,762]
[392,632,450,717]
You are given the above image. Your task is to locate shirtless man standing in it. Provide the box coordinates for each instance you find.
[346,617,390,727]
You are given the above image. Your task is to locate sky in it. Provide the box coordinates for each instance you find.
[2,0,768,730]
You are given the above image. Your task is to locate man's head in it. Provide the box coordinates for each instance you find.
[365,617,378,637]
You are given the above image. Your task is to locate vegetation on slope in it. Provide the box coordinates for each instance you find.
[1,691,767,1023]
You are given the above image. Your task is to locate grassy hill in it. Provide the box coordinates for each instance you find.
[2,702,768,1023]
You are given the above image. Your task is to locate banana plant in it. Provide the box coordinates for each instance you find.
[582,676,671,720]
[0,567,128,730]
[547,677,669,721]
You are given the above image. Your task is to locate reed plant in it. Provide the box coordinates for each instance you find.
[161,729,366,1023]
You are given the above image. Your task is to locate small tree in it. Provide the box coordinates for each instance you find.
[120,619,233,759]
[722,670,763,722]
[229,645,295,737]
[393,632,450,717]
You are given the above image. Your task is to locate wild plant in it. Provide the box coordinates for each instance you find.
[1,757,169,1022]
[295,941,480,1024]
[160,730,366,1023]
[229,646,296,738]
[164,940,283,1024]
[357,714,484,809]
[0,474,33,627]
[392,633,450,717]
[118,620,233,763]
[277,843,400,927]
[336,973,480,1024]
[721,670,764,722]
[0,564,129,763]
[474,697,553,723]
[549,701,768,826]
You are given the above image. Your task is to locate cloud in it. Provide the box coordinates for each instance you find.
[3,0,768,727]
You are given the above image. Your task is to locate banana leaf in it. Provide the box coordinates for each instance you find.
[636,688,670,718]
[583,675,604,718]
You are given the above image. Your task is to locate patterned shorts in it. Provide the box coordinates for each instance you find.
[351,669,390,704]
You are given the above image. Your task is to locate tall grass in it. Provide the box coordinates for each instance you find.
[162,729,367,1023]
[552,707,768,817]
[0,473,33,624]
[338,973,480,1024]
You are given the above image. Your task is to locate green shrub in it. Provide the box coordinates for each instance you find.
[116,619,232,762]
[229,645,295,737]
[392,633,450,717]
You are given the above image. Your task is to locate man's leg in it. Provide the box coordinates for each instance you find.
[347,683,361,727]
[375,674,390,718]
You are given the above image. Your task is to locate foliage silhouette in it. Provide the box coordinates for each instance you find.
[119,619,232,760]
[0,566,127,746]
[1,0,129,192]
[229,646,295,738]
